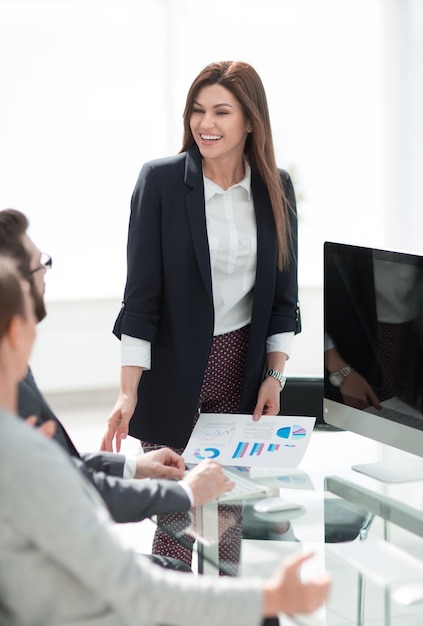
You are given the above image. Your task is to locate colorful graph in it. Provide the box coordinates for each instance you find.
[292,426,306,439]
[233,442,249,458]
[198,426,236,442]
[251,443,265,456]
[277,427,291,439]
[232,441,281,458]
[276,425,307,439]
[193,447,220,460]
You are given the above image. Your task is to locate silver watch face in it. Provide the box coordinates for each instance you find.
[329,372,344,387]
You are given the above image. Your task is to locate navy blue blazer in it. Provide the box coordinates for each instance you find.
[114,145,300,449]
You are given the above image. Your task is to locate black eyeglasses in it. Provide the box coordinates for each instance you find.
[29,252,53,275]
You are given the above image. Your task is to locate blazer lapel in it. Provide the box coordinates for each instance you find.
[184,147,213,301]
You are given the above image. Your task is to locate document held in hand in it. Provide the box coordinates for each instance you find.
[182,413,316,468]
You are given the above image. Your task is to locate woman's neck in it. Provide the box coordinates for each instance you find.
[202,158,245,190]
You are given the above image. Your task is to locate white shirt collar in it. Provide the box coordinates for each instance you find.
[203,161,252,202]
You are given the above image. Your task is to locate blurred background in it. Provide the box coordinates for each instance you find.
[1,0,422,397]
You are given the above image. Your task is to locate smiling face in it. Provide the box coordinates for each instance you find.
[189,84,251,166]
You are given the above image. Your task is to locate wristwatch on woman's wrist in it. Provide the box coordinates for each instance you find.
[329,365,352,387]
[263,369,286,390]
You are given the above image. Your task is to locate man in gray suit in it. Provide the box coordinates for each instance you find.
[0,208,233,529]
[0,252,330,626]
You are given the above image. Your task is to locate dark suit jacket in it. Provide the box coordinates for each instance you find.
[19,371,126,474]
[114,145,300,449]
[18,370,191,522]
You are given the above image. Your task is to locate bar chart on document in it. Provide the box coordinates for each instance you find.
[182,414,315,468]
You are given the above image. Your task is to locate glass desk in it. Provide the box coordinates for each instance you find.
[149,430,423,626]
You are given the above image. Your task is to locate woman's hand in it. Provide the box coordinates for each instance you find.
[253,376,281,421]
[263,551,331,617]
[253,352,287,421]
[101,365,143,452]
[100,391,138,452]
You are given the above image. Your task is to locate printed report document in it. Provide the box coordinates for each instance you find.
[182,413,315,468]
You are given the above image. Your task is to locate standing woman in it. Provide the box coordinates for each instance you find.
[102,61,301,570]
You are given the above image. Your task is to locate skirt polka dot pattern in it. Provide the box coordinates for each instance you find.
[142,325,250,576]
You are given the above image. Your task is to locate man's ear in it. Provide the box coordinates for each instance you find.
[7,315,23,351]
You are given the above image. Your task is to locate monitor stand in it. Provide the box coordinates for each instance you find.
[352,460,423,483]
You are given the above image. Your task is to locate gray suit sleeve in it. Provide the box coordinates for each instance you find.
[73,458,191,522]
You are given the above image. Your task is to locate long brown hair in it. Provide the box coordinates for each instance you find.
[181,61,293,270]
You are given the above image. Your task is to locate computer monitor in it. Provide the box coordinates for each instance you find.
[323,241,423,482]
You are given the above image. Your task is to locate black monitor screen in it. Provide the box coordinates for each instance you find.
[323,242,423,477]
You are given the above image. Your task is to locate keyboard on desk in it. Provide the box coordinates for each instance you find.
[329,538,423,589]
[218,468,272,502]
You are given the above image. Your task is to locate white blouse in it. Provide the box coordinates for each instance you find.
[121,164,294,368]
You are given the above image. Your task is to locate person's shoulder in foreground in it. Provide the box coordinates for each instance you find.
[0,411,263,626]
[0,408,330,625]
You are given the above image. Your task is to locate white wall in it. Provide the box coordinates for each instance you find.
[2,0,422,392]
[1,0,391,301]
[30,298,121,394]
[385,0,423,252]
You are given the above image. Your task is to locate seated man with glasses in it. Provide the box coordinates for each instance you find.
[0,208,234,545]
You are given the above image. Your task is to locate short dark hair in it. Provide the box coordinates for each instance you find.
[0,209,31,278]
[0,257,26,341]
[0,209,47,324]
